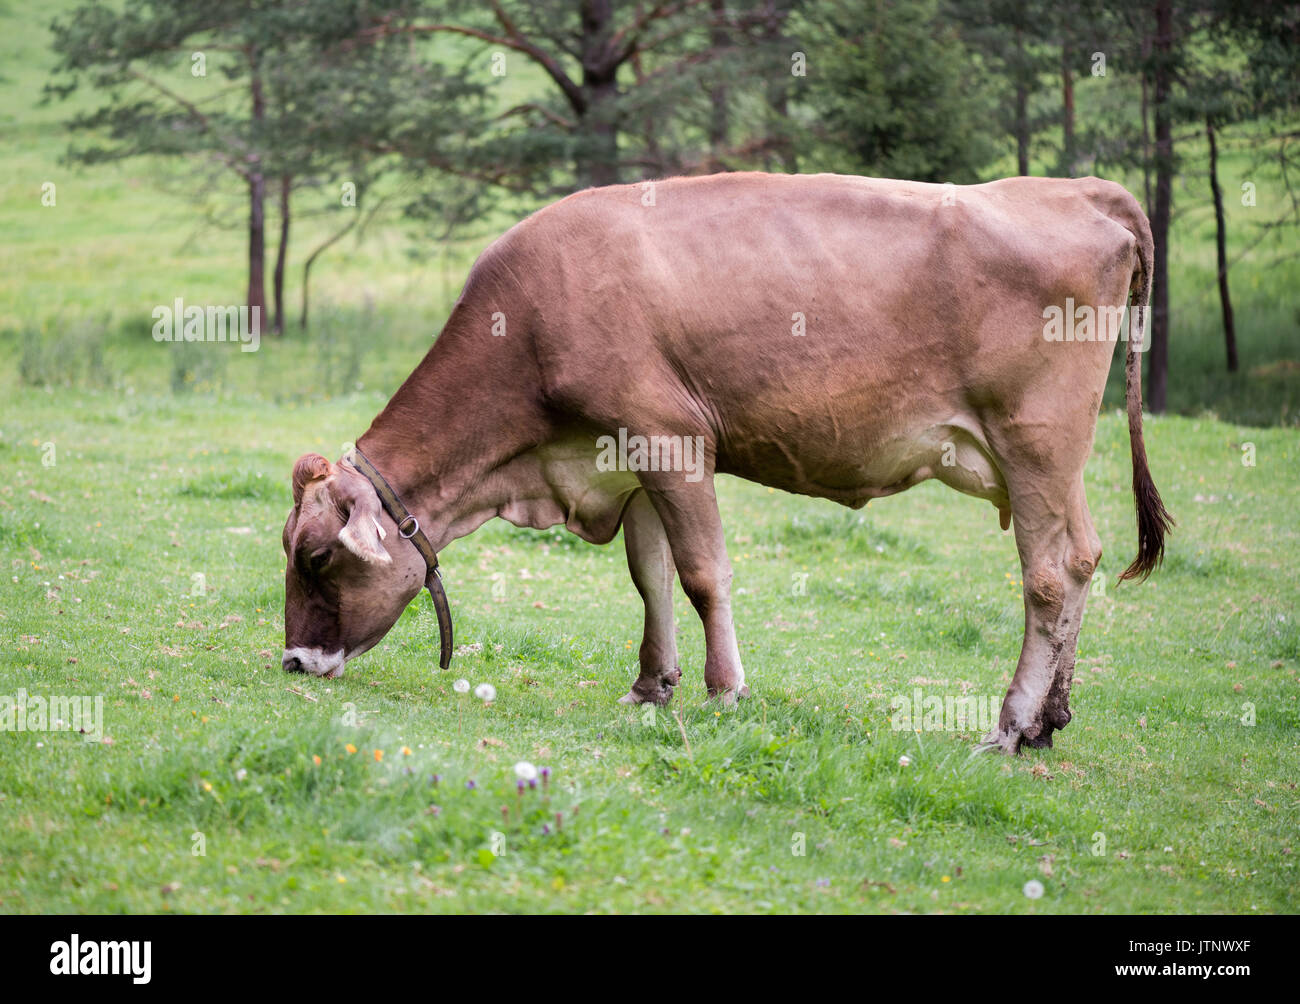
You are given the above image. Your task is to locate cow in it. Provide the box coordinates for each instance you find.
[281,172,1172,754]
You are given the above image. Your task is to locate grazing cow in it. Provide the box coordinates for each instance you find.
[281,172,1171,753]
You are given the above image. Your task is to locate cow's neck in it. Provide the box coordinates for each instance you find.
[355,315,553,553]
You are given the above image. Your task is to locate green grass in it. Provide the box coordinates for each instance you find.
[1,391,1296,913]
[0,0,1297,914]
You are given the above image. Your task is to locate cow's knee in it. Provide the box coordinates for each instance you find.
[677,561,732,615]
[1023,563,1066,625]
[1025,538,1097,629]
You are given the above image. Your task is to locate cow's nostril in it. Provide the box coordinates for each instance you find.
[282,654,303,673]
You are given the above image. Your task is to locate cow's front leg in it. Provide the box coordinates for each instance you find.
[618,490,682,706]
[984,479,1100,754]
[640,472,748,706]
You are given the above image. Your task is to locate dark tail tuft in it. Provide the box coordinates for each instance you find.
[1119,448,1174,582]
[1118,212,1174,582]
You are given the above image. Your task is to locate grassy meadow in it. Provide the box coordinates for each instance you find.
[0,0,1297,914]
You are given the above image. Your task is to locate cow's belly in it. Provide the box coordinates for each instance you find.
[717,412,1009,514]
[506,415,1009,547]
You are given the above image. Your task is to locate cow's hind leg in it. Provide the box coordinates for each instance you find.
[639,472,748,705]
[618,490,682,705]
[985,475,1101,754]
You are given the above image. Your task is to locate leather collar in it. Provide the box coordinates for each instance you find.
[348,446,453,670]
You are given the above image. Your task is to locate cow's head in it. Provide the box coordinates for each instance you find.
[281,453,424,677]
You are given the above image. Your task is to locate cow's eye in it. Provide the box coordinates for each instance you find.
[309,548,332,572]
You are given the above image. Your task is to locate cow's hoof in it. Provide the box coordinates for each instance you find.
[980,719,1060,755]
[979,727,1024,756]
[617,667,680,706]
[617,686,673,706]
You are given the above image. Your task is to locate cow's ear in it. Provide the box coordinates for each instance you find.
[335,475,392,565]
[292,453,333,506]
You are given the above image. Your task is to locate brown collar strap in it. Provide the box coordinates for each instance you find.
[348,446,453,670]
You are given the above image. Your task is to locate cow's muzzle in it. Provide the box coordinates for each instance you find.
[282,647,345,678]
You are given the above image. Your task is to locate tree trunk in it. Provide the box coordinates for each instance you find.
[246,51,266,324]
[579,79,619,187]
[1207,116,1238,372]
[1015,85,1030,175]
[763,0,797,173]
[1149,0,1173,413]
[272,174,290,335]
[1015,29,1029,176]
[1061,41,1075,176]
[578,0,619,187]
[708,0,728,167]
[301,214,359,331]
[1140,35,1152,215]
[247,173,266,324]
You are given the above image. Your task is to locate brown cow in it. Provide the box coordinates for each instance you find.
[281,172,1171,754]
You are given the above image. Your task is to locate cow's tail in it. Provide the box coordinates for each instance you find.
[1118,207,1173,582]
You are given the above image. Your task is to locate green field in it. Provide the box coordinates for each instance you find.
[1,1,1298,914]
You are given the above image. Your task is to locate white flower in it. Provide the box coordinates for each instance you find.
[474,683,497,702]
[452,679,470,694]
[898,755,911,768]
[1023,879,1044,900]
[514,761,538,781]
[235,768,248,782]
